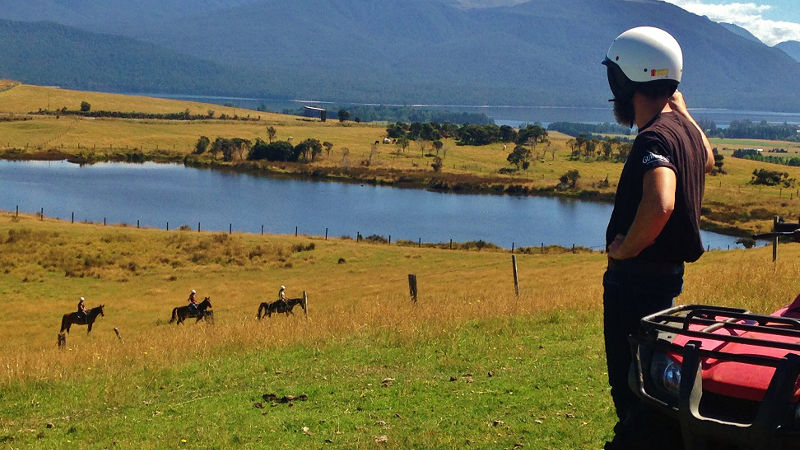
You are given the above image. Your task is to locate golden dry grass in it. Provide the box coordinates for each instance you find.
[1,211,797,386]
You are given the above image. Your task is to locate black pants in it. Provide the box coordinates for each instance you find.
[603,260,684,448]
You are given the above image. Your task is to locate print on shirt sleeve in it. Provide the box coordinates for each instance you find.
[641,152,670,167]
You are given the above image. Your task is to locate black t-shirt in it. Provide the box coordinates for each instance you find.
[605,112,707,263]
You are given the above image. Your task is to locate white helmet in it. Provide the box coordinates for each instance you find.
[280,285,286,290]
[191,289,196,294]
[80,297,85,301]
[603,27,683,101]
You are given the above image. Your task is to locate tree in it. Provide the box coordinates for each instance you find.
[294,138,323,162]
[396,136,410,153]
[338,109,350,122]
[431,156,443,172]
[499,125,517,143]
[210,137,224,159]
[517,124,547,148]
[559,170,580,189]
[194,136,210,154]
[601,140,613,160]
[230,138,251,161]
[432,140,444,156]
[323,141,334,157]
[616,142,632,162]
[712,148,725,175]
[267,126,276,143]
[80,101,91,112]
[507,145,532,170]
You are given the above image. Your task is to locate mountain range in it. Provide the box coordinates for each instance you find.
[1,0,799,111]
[776,41,800,63]
[0,20,275,98]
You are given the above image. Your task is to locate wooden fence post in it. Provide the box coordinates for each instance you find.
[198,222,200,232]
[774,216,779,263]
[166,221,169,231]
[137,219,140,229]
[295,226,298,237]
[40,207,44,220]
[325,227,328,240]
[303,291,308,318]
[408,274,418,302]
[229,223,232,235]
[71,212,74,223]
[512,255,519,298]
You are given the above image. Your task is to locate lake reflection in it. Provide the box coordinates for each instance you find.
[0,160,743,250]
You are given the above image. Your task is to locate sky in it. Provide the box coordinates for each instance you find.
[663,0,800,45]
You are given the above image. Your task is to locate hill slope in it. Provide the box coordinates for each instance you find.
[1,1,799,110]
[0,20,274,97]
[776,41,800,63]
[719,22,762,44]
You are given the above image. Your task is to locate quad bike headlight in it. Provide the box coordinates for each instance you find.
[650,351,682,397]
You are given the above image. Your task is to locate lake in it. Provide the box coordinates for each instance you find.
[0,161,745,251]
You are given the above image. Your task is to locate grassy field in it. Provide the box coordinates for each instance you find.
[1,213,799,447]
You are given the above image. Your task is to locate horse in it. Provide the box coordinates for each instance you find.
[60,304,105,334]
[257,298,305,319]
[169,297,213,325]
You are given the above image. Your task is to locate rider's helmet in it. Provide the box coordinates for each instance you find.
[80,296,85,301]
[280,285,286,290]
[602,26,682,102]
[191,289,196,294]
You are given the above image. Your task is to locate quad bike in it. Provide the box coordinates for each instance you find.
[629,226,800,450]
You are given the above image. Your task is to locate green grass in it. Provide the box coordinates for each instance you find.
[0,312,612,448]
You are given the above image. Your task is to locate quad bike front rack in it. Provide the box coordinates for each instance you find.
[630,305,800,449]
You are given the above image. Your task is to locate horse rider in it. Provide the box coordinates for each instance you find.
[278,285,287,306]
[188,289,198,310]
[77,296,87,320]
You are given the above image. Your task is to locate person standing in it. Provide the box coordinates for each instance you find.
[600,26,714,448]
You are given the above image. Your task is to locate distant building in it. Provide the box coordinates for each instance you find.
[303,106,327,122]
[741,148,764,155]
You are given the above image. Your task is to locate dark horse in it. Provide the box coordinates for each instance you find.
[60,304,105,334]
[257,298,305,319]
[169,297,213,324]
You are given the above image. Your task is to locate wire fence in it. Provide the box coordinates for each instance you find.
[6,204,760,255]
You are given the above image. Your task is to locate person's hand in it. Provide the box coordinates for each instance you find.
[668,90,690,118]
[607,234,626,260]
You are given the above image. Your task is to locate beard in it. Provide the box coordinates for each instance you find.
[613,97,635,129]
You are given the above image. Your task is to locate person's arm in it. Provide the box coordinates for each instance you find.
[669,90,714,173]
[608,167,676,260]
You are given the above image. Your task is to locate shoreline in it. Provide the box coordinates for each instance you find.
[0,151,752,239]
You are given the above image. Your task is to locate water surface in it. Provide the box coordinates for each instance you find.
[0,160,744,250]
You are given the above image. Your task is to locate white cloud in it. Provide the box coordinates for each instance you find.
[664,1,800,45]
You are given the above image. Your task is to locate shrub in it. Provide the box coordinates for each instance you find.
[248,140,297,162]
[751,168,793,187]
[364,234,388,244]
